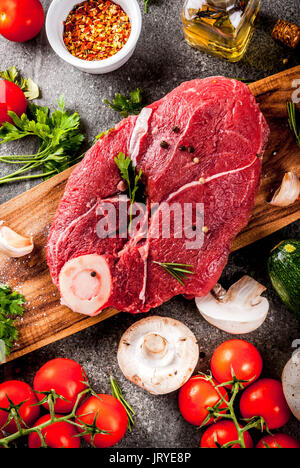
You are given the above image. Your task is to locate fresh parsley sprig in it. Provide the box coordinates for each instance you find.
[104,88,144,117]
[287,101,300,148]
[0,284,26,360]
[0,96,85,184]
[115,152,143,228]
[0,66,39,101]
[153,262,194,286]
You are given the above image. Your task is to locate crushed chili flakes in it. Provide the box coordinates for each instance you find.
[63,0,131,61]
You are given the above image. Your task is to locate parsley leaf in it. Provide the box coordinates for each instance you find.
[0,285,26,360]
[115,152,143,228]
[0,66,39,100]
[104,88,144,117]
[0,96,85,184]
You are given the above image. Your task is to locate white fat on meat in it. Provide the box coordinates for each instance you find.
[129,107,152,166]
[59,254,112,316]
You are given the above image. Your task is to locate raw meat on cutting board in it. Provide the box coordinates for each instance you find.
[47,77,269,316]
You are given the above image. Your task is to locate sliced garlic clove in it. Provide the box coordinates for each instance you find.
[270,172,300,207]
[0,222,34,258]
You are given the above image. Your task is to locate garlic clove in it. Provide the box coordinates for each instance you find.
[0,222,34,258]
[270,172,300,207]
[196,276,269,335]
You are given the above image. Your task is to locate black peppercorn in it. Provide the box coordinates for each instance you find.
[91,271,97,277]
[179,145,186,151]
[172,126,180,133]
[160,141,169,149]
[188,146,195,153]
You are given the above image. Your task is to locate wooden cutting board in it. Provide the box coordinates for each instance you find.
[0,66,299,364]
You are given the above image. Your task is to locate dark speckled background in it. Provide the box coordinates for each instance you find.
[0,0,299,448]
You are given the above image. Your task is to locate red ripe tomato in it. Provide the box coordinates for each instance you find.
[178,376,228,426]
[256,434,300,449]
[76,394,128,448]
[28,414,80,448]
[240,379,291,430]
[201,420,253,448]
[0,380,40,434]
[0,0,44,42]
[0,79,27,126]
[211,340,263,388]
[34,358,88,414]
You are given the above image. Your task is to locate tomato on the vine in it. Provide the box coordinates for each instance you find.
[240,379,291,430]
[28,414,80,448]
[256,434,300,449]
[178,376,228,426]
[76,394,128,448]
[34,358,88,414]
[211,340,263,388]
[0,0,44,42]
[0,380,40,434]
[201,420,253,448]
[0,79,27,126]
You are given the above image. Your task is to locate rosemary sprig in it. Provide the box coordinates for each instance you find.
[110,376,135,432]
[287,101,300,148]
[153,261,194,286]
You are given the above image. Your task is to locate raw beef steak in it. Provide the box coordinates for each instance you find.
[47,77,269,316]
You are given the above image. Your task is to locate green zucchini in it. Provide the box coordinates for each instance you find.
[268,239,300,317]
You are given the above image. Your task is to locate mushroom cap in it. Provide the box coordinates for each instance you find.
[117,316,199,395]
[282,350,300,422]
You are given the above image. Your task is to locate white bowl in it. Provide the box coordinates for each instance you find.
[46,0,142,74]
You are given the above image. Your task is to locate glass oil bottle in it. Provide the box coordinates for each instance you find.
[182,0,260,62]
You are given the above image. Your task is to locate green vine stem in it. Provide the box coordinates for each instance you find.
[0,376,133,448]
[198,372,268,449]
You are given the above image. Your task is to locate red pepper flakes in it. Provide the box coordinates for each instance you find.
[63,0,131,61]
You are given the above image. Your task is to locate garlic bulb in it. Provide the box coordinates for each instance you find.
[0,222,34,258]
[195,276,269,334]
[270,172,300,207]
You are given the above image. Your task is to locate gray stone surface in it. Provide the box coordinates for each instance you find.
[0,0,299,448]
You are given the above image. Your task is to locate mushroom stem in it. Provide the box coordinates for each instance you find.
[143,334,168,358]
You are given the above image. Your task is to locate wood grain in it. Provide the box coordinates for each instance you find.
[0,66,299,363]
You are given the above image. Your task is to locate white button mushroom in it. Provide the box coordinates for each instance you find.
[195,276,269,335]
[282,350,300,422]
[117,316,199,395]
[0,221,34,258]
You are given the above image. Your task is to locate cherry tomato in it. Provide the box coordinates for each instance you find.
[76,394,128,448]
[34,358,88,414]
[0,79,27,126]
[0,380,40,434]
[201,420,253,448]
[256,434,300,449]
[240,379,291,430]
[178,376,228,426]
[211,340,263,388]
[0,0,44,42]
[28,414,80,448]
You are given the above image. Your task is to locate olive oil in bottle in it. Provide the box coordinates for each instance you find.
[182,0,260,62]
